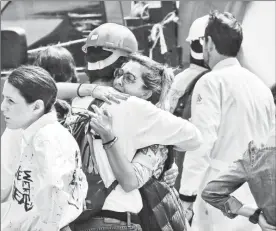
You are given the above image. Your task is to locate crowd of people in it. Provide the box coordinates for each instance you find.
[1,9,275,231]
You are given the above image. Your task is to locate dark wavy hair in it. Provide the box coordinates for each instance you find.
[205,10,243,57]
[8,65,57,114]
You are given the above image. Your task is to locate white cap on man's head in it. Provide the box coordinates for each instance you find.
[186,15,209,42]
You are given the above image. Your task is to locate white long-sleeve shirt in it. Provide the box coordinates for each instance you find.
[180,58,275,197]
[1,112,88,231]
[72,95,202,213]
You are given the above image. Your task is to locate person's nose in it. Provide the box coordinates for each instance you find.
[117,75,124,86]
[1,98,8,113]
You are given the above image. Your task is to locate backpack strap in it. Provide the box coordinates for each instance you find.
[158,145,175,181]
[106,180,119,194]
[185,69,210,96]
[174,69,210,119]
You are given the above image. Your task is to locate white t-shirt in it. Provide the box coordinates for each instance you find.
[72,95,202,213]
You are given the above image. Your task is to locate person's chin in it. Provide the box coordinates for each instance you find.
[5,123,18,130]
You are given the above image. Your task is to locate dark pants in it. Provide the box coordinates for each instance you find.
[66,211,142,231]
[73,217,142,231]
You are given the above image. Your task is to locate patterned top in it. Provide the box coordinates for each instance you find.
[132,144,169,188]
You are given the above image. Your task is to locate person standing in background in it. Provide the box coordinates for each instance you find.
[164,15,210,191]
[179,10,275,231]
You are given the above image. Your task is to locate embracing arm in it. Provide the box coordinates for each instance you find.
[56,82,96,99]
[98,127,159,192]
[57,82,129,103]
[100,131,140,192]
[127,97,202,151]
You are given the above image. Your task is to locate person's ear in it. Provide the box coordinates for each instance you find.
[207,36,215,52]
[142,89,152,100]
[32,99,45,115]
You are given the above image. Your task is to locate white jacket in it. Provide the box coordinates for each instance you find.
[179,58,275,231]
[1,112,88,231]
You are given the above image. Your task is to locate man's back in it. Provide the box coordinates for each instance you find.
[198,58,275,162]
[181,57,274,231]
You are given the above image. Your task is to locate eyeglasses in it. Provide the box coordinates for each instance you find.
[113,68,137,84]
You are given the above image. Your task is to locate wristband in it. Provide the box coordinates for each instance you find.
[249,208,262,224]
[77,83,84,97]
[102,136,117,145]
[180,194,197,203]
[103,137,118,150]
[91,85,99,98]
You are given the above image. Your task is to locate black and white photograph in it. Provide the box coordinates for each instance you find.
[0,1,275,231]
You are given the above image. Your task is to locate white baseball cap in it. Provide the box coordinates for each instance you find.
[186,15,209,42]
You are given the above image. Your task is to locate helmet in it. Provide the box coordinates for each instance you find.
[186,15,209,42]
[82,23,138,53]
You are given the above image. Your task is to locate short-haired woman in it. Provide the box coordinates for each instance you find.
[1,65,88,231]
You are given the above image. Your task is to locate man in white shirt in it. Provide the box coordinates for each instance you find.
[179,11,275,231]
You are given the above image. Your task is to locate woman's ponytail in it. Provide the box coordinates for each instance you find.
[156,66,174,111]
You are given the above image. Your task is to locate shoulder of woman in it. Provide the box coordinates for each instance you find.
[32,122,69,147]
[126,96,157,112]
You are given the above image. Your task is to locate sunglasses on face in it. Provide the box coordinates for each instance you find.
[114,68,137,84]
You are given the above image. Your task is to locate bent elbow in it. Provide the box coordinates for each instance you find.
[178,129,203,151]
[194,128,203,148]
[201,188,210,203]
[201,184,218,205]
[121,183,137,193]
[120,180,139,193]
[189,128,203,150]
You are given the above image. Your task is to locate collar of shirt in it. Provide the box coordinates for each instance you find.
[213,57,240,71]
[22,111,57,145]
[189,63,208,72]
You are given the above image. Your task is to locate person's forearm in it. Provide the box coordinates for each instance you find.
[101,134,139,192]
[235,204,257,217]
[57,83,96,99]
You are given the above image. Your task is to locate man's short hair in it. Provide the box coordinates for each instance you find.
[205,10,243,57]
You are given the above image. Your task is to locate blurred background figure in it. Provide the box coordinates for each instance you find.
[34,46,79,83]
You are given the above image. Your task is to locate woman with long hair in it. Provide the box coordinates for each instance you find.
[76,53,194,231]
